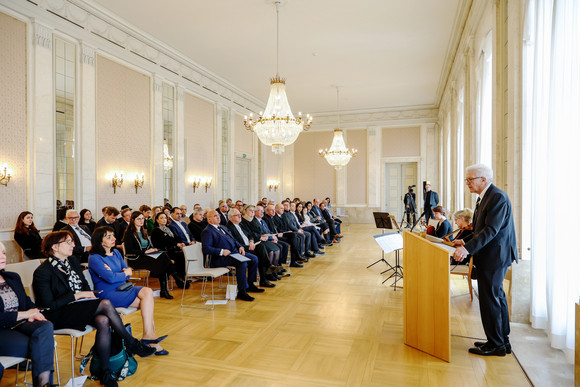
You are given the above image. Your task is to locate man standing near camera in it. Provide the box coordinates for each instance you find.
[403,186,417,227]
[423,181,439,223]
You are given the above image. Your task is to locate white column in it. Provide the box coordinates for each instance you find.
[214,103,224,201]
[31,22,55,229]
[281,144,294,200]
[174,85,185,206]
[151,75,164,204]
[366,126,381,207]
[78,42,97,213]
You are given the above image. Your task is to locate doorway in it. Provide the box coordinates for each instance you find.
[383,162,418,225]
[234,157,251,203]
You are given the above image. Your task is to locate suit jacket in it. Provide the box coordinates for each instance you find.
[240,218,263,242]
[200,224,241,258]
[424,190,439,211]
[52,220,68,232]
[215,208,229,226]
[168,220,195,244]
[32,256,91,310]
[63,224,91,260]
[0,271,37,328]
[115,220,129,241]
[282,211,301,232]
[226,222,251,246]
[188,220,208,242]
[463,184,518,270]
[263,214,279,234]
[321,208,333,222]
[150,227,181,251]
[122,231,151,257]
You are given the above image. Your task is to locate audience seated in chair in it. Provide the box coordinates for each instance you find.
[14,212,45,259]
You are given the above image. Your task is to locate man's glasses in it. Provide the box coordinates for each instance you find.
[464,177,483,183]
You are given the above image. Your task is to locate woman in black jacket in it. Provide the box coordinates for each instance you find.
[122,211,184,299]
[79,209,97,234]
[433,206,453,238]
[13,212,45,259]
[32,231,156,387]
[150,212,187,287]
[0,242,54,387]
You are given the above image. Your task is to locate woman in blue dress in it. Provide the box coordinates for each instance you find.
[88,226,168,356]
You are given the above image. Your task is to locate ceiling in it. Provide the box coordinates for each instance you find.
[91,0,463,115]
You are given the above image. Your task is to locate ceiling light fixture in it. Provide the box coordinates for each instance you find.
[319,87,357,169]
[244,1,312,155]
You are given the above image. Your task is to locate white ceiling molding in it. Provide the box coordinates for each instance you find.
[310,105,439,131]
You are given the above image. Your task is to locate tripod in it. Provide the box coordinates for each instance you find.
[380,248,403,290]
[400,191,418,229]
[367,212,394,269]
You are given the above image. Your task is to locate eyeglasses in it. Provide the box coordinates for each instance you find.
[58,239,74,245]
[464,177,483,183]
[68,216,80,219]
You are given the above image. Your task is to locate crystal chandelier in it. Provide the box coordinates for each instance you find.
[319,87,357,170]
[244,1,312,155]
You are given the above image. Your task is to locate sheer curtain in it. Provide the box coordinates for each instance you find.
[524,0,580,363]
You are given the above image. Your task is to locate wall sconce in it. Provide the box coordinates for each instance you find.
[134,172,144,193]
[111,171,124,194]
[267,180,280,192]
[189,176,212,193]
[0,164,12,186]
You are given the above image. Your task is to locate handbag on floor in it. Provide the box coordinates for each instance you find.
[80,323,138,381]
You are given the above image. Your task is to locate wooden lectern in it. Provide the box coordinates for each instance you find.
[403,231,451,362]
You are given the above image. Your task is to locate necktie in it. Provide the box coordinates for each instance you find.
[76,226,91,239]
[473,197,481,224]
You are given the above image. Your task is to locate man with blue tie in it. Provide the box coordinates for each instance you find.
[201,210,263,301]
[168,207,196,245]
[255,205,289,269]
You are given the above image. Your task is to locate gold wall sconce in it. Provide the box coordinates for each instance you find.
[0,164,12,186]
[110,171,124,194]
[190,176,212,193]
[134,172,144,193]
[267,180,280,191]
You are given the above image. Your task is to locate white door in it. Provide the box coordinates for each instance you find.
[383,162,418,224]
[234,157,251,203]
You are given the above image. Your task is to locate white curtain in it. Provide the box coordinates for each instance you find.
[476,31,493,166]
[525,0,580,363]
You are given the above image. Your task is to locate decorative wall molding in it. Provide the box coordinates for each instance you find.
[33,21,52,49]
[6,0,264,113]
[310,105,439,131]
[81,43,95,65]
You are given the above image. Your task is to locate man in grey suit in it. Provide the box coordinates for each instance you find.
[423,181,439,222]
[453,164,518,357]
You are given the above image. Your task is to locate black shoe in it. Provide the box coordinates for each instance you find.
[468,344,506,357]
[100,369,119,387]
[247,283,265,293]
[313,250,325,256]
[259,279,275,288]
[160,289,174,299]
[266,274,278,281]
[141,335,168,345]
[305,252,315,258]
[475,341,511,354]
[290,262,303,268]
[237,291,255,301]
[126,339,156,358]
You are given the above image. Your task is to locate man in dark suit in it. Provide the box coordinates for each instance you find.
[453,164,518,357]
[216,201,229,226]
[115,208,132,242]
[255,205,289,269]
[281,201,314,258]
[52,207,68,231]
[201,210,263,301]
[62,209,92,262]
[168,207,196,245]
[264,204,304,267]
[226,209,274,288]
[423,181,439,223]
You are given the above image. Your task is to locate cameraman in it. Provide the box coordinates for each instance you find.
[403,186,417,227]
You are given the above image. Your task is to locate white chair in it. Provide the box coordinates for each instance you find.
[181,244,229,310]
[53,325,94,387]
[5,260,41,298]
[0,356,28,386]
[121,243,150,287]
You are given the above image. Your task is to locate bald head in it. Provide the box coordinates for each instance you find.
[206,210,221,226]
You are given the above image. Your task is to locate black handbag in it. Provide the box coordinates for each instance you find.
[116,282,134,291]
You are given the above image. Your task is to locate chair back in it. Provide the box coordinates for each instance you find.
[83,268,95,290]
[183,243,204,275]
[5,260,41,295]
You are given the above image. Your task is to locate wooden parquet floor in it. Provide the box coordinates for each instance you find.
[2,224,530,386]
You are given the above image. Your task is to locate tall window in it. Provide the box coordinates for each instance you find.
[54,38,75,209]
[524,0,580,363]
[455,86,465,210]
[162,84,175,202]
[476,31,493,166]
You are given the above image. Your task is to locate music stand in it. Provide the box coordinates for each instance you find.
[374,232,404,290]
[367,212,393,269]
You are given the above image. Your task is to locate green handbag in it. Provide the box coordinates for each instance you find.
[80,324,138,381]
